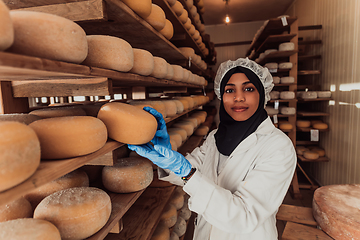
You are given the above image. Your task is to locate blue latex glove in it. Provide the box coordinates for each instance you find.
[143,106,171,149]
[128,143,192,177]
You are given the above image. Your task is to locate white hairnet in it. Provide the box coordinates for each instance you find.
[214,57,274,107]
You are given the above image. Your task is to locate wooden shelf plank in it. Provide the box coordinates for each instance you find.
[268,99,297,103]
[298,97,332,102]
[298,25,323,31]
[298,70,321,75]
[297,127,329,132]
[86,190,144,240]
[298,55,322,61]
[282,222,333,240]
[0,140,123,207]
[297,111,330,117]
[298,154,330,162]
[258,50,298,65]
[276,204,317,226]
[296,141,320,146]
[253,33,297,58]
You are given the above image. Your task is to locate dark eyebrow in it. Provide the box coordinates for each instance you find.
[225,81,252,86]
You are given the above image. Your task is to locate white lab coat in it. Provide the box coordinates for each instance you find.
[159,117,296,240]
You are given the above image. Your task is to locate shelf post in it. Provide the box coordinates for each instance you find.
[0,81,29,114]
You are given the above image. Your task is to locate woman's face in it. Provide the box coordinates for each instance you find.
[222,73,260,121]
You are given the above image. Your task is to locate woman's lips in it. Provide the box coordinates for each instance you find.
[231,106,248,112]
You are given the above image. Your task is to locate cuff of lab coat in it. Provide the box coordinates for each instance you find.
[183,170,215,215]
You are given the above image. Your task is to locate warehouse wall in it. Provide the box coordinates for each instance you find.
[286,0,360,185]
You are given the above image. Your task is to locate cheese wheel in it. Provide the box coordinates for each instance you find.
[172,65,184,81]
[178,9,188,23]
[184,117,198,127]
[190,5,197,16]
[296,146,309,156]
[9,11,87,63]
[296,120,311,128]
[170,139,178,151]
[120,0,152,19]
[29,116,107,159]
[97,102,157,144]
[311,147,326,157]
[173,216,187,237]
[171,1,184,16]
[0,218,61,240]
[175,99,189,110]
[172,100,184,113]
[145,4,166,31]
[25,169,89,209]
[302,91,318,99]
[169,132,182,148]
[0,113,41,124]
[168,128,187,142]
[178,96,195,108]
[150,221,170,240]
[264,62,278,70]
[303,151,319,160]
[165,63,174,80]
[130,48,154,76]
[317,91,331,98]
[170,232,180,240]
[280,91,295,100]
[82,35,134,72]
[312,122,328,130]
[265,106,279,115]
[0,0,14,51]
[184,18,192,30]
[269,91,280,99]
[0,197,32,222]
[313,184,360,240]
[278,62,293,69]
[279,42,295,51]
[183,69,190,82]
[280,76,295,84]
[264,49,277,55]
[169,190,185,210]
[149,101,167,118]
[34,187,111,240]
[189,24,196,35]
[29,106,86,119]
[163,100,178,117]
[179,47,195,58]
[80,104,104,117]
[272,76,280,84]
[279,122,293,130]
[280,107,296,115]
[159,19,174,40]
[0,121,40,192]
[166,0,177,6]
[160,204,178,228]
[151,57,168,79]
[184,0,193,8]
[179,202,192,220]
[194,125,209,136]
[102,157,153,193]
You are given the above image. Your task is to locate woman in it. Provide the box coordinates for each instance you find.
[129,57,296,240]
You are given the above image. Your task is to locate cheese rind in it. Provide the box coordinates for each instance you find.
[151,57,168,79]
[145,4,166,31]
[0,121,41,192]
[120,0,152,19]
[0,0,14,51]
[9,11,88,63]
[0,113,41,124]
[159,19,174,40]
[97,102,157,144]
[29,106,86,119]
[160,204,178,228]
[130,48,154,76]
[0,197,32,222]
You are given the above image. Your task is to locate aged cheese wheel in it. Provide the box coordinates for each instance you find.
[150,221,170,240]
[29,116,107,159]
[194,125,209,136]
[0,113,41,124]
[184,0,193,8]
[179,202,192,220]
[165,63,174,80]
[280,107,296,115]
[310,147,325,157]
[177,96,195,108]
[184,18,192,30]
[172,121,194,136]
[171,1,184,16]
[9,11,87,63]
[130,48,154,76]
[166,0,177,6]
[313,122,328,130]
[149,101,167,118]
[0,0,14,51]
[172,100,184,113]
[264,62,278,70]
[163,100,178,117]
[29,106,86,119]
[279,122,293,130]
[317,91,331,98]
[280,76,295,84]
[145,4,166,31]
[191,111,207,123]
[102,157,153,193]
[183,69,190,82]
[0,121,40,192]
[82,35,134,72]
[170,232,180,240]
[272,76,281,84]
[169,190,185,210]
[280,91,295,100]
[178,9,188,23]
[279,42,295,51]
[0,218,61,240]
[168,128,187,142]
[174,98,189,110]
[269,91,280,99]
[170,139,178,151]
[278,62,293,69]
[0,197,32,222]
[179,47,195,58]
[296,146,308,156]
[173,216,187,237]
[159,19,174,40]
[301,91,318,99]
[313,184,360,240]
[188,24,196,36]
[172,65,184,81]
[169,132,182,148]
[34,187,111,240]
[265,106,279,115]
[296,120,311,128]
[264,49,277,55]
[151,56,168,79]
[190,5,197,16]
[303,151,319,160]
[97,102,157,144]
[184,117,198,127]
[120,0,152,19]
[160,204,178,228]
[25,169,89,209]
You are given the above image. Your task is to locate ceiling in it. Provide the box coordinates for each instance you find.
[202,0,295,25]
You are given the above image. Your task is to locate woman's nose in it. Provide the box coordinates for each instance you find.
[234,92,245,102]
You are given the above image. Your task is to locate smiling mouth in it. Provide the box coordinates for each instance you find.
[231,106,248,112]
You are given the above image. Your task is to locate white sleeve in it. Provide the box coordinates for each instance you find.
[183,141,296,234]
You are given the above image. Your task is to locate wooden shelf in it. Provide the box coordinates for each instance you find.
[298,70,321,75]
[297,97,332,102]
[297,111,330,117]
[298,154,329,162]
[296,141,321,146]
[258,50,298,65]
[297,127,329,132]
[268,99,297,103]
[298,55,322,61]
[269,114,296,118]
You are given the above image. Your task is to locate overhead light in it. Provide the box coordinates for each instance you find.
[224,0,230,24]
[225,14,230,23]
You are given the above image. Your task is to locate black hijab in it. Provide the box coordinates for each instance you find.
[214,66,268,156]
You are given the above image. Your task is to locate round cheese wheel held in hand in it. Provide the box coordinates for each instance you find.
[0,218,61,240]
[34,187,111,240]
[130,48,154,76]
[144,4,166,31]
[97,102,157,144]
[102,157,153,193]
[29,116,107,160]
[0,121,40,192]
[0,0,14,51]
[8,11,88,63]
[82,35,134,72]
[120,0,152,19]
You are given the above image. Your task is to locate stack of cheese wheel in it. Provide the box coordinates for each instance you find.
[0,218,61,240]
[191,111,207,124]
[313,184,360,240]
[171,65,184,82]
[120,0,152,19]
[264,62,278,71]
[179,47,195,59]
[24,169,89,210]
[97,102,157,144]
[102,157,153,193]
[0,0,14,51]
[300,91,318,99]
[34,187,111,240]
[29,106,86,118]
[82,35,134,72]
[29,116,107,159]
[0,113,41,125]
[130,48,155,76]
[159,203,178,228]
[0,197,32,222]
[309,146,326,157]
[8,11,88,63]
[0,121,41,192]
[151,56,168,79]
[280,76,295,84]
[317,91,331,98]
